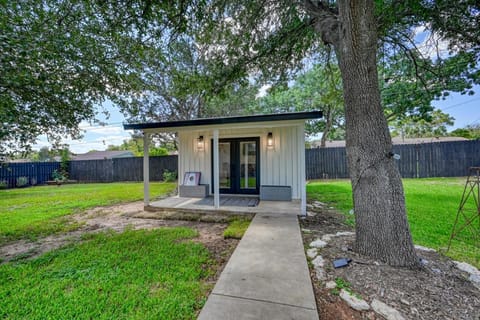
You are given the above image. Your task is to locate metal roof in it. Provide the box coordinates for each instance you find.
[123,111,323,131]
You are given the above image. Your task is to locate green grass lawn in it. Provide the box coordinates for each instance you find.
[223,219,251,239]
[0,228,211,319]
[307,178,479,268]
[0,182,176,244]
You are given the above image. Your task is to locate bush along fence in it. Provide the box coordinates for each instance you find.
[0,156,178,188]
[306,140,480,180]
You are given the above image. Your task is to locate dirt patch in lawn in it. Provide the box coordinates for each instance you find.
[0,202,239,280]
[301,203,480,320]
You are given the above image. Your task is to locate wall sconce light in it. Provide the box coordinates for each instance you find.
[266,132,274,149]
[196,135,204,152]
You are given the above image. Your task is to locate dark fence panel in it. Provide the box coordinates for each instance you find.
[149,156,178,181]
[415,141,480,178]
[112,157,141,182]
[69,156,178,182]
[0,156,178,188]
[0,162,60,188]
[306,140,480,180]
[111,155,178,182]
[69,159,114,182]
[306,147,348,179]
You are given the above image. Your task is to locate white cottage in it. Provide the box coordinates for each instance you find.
[124,111,322,215]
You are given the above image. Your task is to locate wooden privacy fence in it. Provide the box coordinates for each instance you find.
[306,140,480,180]
[0,156,178,188]
[0,162,60,188]
[68,156,178,182]
[1,141,479,188]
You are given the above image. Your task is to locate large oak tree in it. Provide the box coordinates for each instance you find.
[191,0,479,266]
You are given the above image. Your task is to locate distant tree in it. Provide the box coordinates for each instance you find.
[149,147,169,157]
[391,109,455,139]
[450,128,473,139]
[451,124,480,140]
[26,146,71,162]
[253,63,344,146]
[36,147,54,162]
[107,138,169,157]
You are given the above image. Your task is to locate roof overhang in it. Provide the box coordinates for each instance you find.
[123,111,323,133]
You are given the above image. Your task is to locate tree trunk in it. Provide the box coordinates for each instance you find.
[336,0,418,267]
[320,105,333,147]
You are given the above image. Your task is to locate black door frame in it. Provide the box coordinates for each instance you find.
[211,137,260,195]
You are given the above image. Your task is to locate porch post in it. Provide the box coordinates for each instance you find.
[213,129,220,208]
[299,125,307,216]
[143,132,150,207]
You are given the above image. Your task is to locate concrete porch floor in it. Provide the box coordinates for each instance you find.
[147,196,301,216]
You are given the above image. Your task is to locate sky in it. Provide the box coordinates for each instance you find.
[33,101,131,154]
[32,86,479,154]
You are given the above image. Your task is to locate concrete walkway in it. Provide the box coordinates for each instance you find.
[198,212,319,320]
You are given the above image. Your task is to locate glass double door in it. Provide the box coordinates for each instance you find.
[213,138,259,194]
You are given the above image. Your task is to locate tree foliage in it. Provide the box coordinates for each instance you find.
[390,109,455,138]
[107,138,169,157]
[450,124,480,139]
[252,63,344,144]
[0,0,206,154]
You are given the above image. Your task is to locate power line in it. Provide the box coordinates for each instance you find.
[438,97,480,111]
[467,116,480,126]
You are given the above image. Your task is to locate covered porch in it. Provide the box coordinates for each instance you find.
[123,111,322,216]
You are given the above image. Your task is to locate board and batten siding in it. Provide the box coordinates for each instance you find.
[177,122,305,200]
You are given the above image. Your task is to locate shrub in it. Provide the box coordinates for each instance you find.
[52,170,67,182]
[16,176,29,188]
[0,180,7,189]
[59,149,70,179]
[162,170,177,182]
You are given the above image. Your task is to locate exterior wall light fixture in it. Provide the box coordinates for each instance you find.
[267,132,274,149]
[196,135,205,152]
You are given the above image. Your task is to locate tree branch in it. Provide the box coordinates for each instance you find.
[302,0,340,47]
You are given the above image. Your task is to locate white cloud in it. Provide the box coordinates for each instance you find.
[33,129,130,154]
[93,135,128,144]
[414,24,452,60]
[69,142,107,154]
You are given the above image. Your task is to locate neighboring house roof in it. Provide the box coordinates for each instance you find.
[311,136,469,148]
[72,150,135,161]
[123,111,323,131]
[7,158,31,163]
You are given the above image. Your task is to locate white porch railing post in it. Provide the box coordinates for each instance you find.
[143,132,150,207]
[213,129,220,208]
[299,125,307,216]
